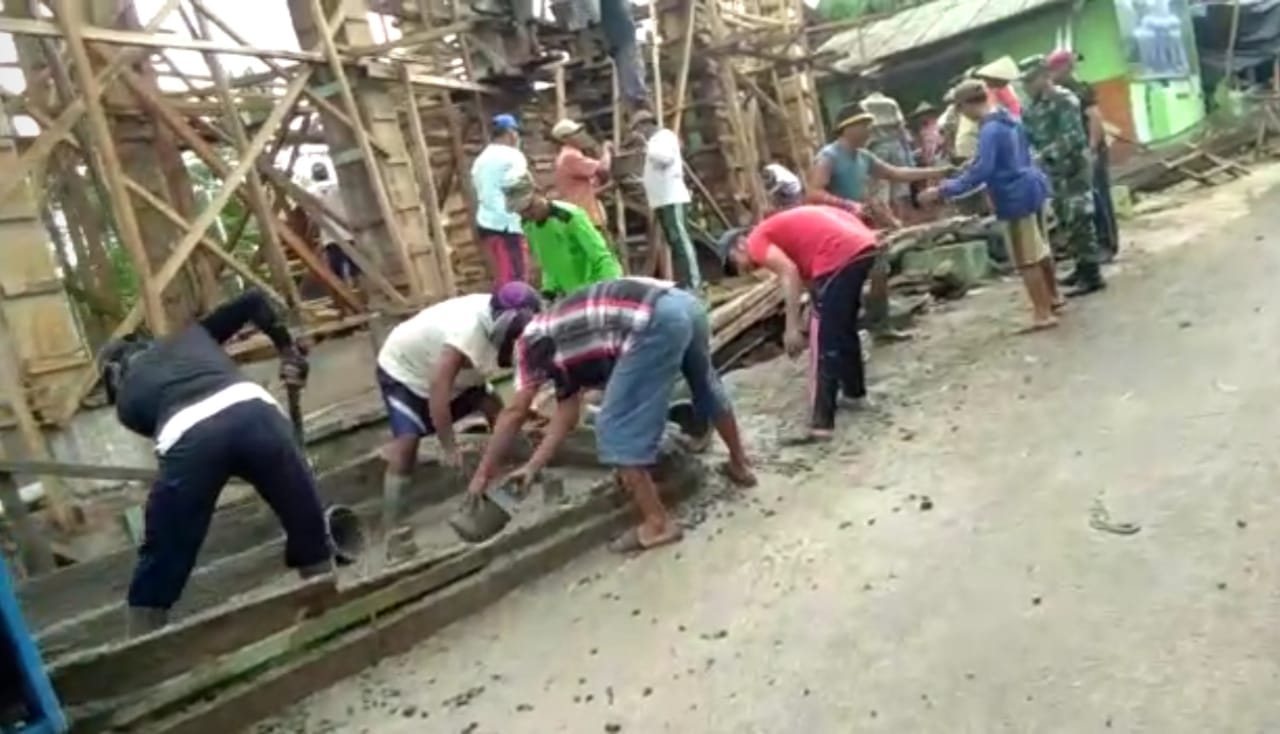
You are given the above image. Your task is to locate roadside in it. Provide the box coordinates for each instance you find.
[255,162,1280,734]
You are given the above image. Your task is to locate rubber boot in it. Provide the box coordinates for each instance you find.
[126,606,169,638]
[1065,262,1106,298]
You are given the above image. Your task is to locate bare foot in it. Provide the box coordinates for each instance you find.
[719,460,758,488]
[608,524,683,553]
[1017,318,1059,335]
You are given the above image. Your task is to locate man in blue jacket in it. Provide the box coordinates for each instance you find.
[921,80,1061,332]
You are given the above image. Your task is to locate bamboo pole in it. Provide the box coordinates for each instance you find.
[672,0,697,135]
[649,26,664,121]
[0,0,181,207]
[309,0,422,300]
[611,60,628,270]
[401,67,457,297]
[0,304,75,535]
[1224,0,1242,90]
[52,0,168,335]
[189,8,301,308]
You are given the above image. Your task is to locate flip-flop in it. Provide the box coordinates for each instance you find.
[608,525,684,554]
[779,432,833,447]
[718,461,758,488]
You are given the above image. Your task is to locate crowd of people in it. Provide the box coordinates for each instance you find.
[94,47,1123,635]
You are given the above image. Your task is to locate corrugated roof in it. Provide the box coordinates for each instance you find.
[818,0,1069,71]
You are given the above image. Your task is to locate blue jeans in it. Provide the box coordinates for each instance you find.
[596,289,729,466]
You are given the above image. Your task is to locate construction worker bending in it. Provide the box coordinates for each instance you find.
[376,282,543,554]
[466,277,756,553]
[719,205,882,443]
[98,289,330,636]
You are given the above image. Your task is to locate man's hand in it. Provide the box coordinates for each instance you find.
[441,444,465,471]
[466,468,491,497]
[280,346,309,388]
[918,188,942,206]
[503,464,540,495]
[784,327,806,359]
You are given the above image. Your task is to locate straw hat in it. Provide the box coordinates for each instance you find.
[974,56,1019,83]
[550,118,584,141]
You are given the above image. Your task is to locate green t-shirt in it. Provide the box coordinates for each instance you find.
[523,201,623,296]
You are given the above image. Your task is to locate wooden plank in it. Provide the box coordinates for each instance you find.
[343,20,474,56]
[54,547,481,710]
[365,61,500,95]
[0,466,55,576]
[0,459,155,483]
[401,66,457,296]
[53,0,167,335]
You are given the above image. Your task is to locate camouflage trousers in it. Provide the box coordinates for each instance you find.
[1049,182,1102,266]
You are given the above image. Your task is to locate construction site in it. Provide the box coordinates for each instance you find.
[3,0,1280,732]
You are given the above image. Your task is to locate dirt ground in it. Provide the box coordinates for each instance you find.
[254,162,1280,734]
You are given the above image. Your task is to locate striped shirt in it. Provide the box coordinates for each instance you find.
[513,277,672,398]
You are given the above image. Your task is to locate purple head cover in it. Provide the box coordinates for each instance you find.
[491,281,541,314]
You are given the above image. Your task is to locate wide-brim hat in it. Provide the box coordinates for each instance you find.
[975,56,1019,83]
[834,111,875,132]
[910,101,937,117]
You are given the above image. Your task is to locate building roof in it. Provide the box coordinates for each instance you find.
[818,0,1071,72]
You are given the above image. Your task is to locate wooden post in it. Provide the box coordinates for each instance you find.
[190,9,302,309]
[611,60,628,268]
[672,0,697,135]
[309,0,424,301]
[401,67,457,298]
[649,26,664,121]
[53,0,168,335]
[0,305,74,535]
[1224,0,1242,90]
[0,466,55,577]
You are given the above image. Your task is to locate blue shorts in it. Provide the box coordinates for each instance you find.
[595,288,731,466]
[376,367,492,439]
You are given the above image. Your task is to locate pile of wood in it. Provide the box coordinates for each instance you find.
[709,274,783,354]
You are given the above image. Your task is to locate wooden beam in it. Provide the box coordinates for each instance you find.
[0,16,331,63]
[0,0,181,227]
[310,0,422,300]
[365,60,500,95]
[187,0,394,159]
[52,0,168,335]
[343,19,474,56]
[672,0,697,135]
[189,8,301,309]
[401,66,456,296]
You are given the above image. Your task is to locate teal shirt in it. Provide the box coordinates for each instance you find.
[523,201,623,296]
[817,142,873,202]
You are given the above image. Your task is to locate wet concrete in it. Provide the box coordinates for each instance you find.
[255,164,1280,733]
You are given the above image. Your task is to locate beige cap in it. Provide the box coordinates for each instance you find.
[975,56,1019,83]
[550,118,584,141]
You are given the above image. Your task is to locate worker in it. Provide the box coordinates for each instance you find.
[920,80,1060,331]
[1021,55,1107,297]
[762,162,803,211]
[465,277,756,553]
[718,205,881,443]
[502,172,623,301]
[471,113,533,286]
[550,118,614,236]
[633,110,701,291]
[376,281,542,553]
[806,109,949,341]
[98,289,330,636]
[1047,49,1118,262]
[974,56,1023,120]
[307,162,360,289]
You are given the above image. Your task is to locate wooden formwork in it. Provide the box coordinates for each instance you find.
[0,0,823,531]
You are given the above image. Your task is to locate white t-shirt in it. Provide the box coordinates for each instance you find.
[470,143,528,233]
[307,180,353,245]
[642,128,691,209]
[376,294,499,397]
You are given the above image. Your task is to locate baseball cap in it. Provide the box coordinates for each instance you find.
[491,281,542,314]
[1046,49,1079,70]
[551,119,584,140]
[492,113,520,133]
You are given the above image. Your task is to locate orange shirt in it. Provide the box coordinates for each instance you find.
[553,146,605,226]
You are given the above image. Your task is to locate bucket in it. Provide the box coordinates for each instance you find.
[448,484,520,543]
[324,505,365,565]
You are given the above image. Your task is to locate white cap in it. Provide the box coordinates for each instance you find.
[551,119,584,141]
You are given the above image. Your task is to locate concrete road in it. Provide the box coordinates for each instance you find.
[257,169,1280,734]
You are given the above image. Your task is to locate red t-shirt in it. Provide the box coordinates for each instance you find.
[745,205,878,281]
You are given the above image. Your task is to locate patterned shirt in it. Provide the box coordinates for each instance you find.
[513,277,672,398]
[1023,86,1088,183]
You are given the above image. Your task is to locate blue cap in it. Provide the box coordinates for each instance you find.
[492,114,520,133]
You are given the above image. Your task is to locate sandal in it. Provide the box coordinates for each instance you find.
[718,461,758,488]
[608,525,684,554]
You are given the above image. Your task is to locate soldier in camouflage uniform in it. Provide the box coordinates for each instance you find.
[1019,56,1106,296]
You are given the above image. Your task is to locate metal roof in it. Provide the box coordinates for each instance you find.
[818,0,1070,71]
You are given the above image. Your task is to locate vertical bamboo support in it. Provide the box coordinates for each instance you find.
[401,69,457,298]
[649,26,664,121]
[191,9,302,308]
[309,0,423,300]
[672,0,697,135]
[554,63,567,122]
[611,61,627,255]
[53,0,168,335]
